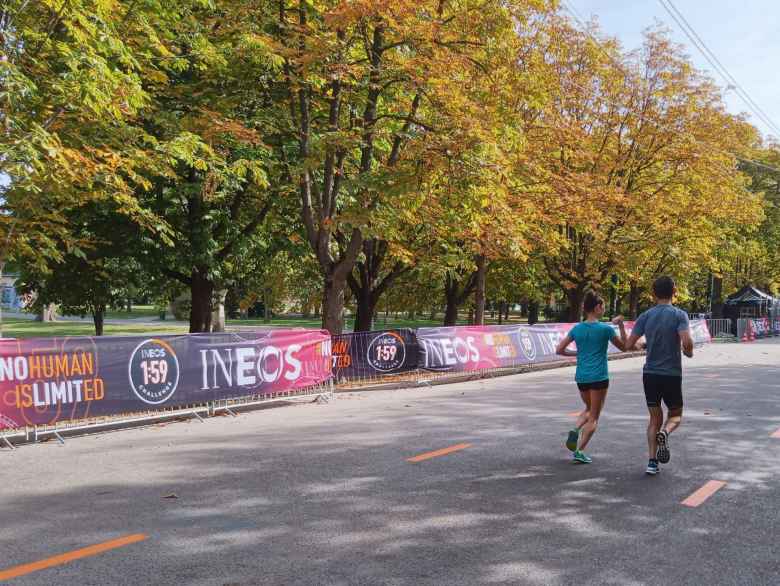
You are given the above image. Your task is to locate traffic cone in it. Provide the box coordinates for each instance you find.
[741,321,753,343]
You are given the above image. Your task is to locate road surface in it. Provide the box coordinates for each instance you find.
[1,340,779,585]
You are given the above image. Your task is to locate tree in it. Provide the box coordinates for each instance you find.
[16,202,145,335]
[536,22,762,320]
[271,0,557,333]
[0,1,202,270]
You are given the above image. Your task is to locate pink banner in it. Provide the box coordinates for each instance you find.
[0,329,332,430]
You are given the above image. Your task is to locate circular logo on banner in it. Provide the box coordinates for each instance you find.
[128,339,181,405]
[518,330,537,362]
[366,332,406,372]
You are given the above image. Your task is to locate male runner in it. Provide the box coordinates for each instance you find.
[626,276,694,475]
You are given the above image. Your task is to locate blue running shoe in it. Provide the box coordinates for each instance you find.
[646,459,659,475]
[566,429,580,452]
[573,450,592,464]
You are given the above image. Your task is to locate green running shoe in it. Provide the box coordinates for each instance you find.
[565,429,580,452]
[573,450,592,464]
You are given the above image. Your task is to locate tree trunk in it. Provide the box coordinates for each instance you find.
[190,271,214,333]
[498,301,504,325]
[263,287,271,324]
[322,274,346,334]
[442,267,479,326]
[126,298,132,313]
[429,308,437,321]
[528,301,540,325]
[92,306,105,336]
[628,281,641,319]
[609,275,618,317]
[711,275,724,318]
[353,285,375,332]
[473,254,487,325]
[348,240,408,333]
[565,287,585,322]
[212,289,227,332]
[504,303,510,321]
[443,275,461,326]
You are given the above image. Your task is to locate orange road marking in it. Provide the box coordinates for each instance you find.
[0,534,148,581]
[771,428,780,438]
[407,443,471,463]
[681,480,727,508]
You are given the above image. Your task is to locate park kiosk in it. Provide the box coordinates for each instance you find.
[723,285,779,335]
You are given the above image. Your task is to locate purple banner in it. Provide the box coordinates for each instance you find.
[0,329,332,430]
[331,329,418,382]
[416,320,709,373]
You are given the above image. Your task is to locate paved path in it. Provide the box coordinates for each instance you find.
[1,340,779,585]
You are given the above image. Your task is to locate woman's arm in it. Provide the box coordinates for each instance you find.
[556,334,577,357]
[610,316,628,352]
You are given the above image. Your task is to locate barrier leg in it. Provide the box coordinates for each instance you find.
[192,410,205,423]
[53,431,65,445]
[2,436,15,450]
[224,407,238,417]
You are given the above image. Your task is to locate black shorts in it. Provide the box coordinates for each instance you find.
[643,374,683,409]
[577,379,609,392]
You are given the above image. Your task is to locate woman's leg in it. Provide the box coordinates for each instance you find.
[574,390,592,430]
[578,389,607,451]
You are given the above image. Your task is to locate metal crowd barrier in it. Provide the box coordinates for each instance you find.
[706,319,734,341]
[0,380,334,449]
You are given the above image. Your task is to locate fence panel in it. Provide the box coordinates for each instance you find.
[705,319,733,339]
[0,329,332,443]
[331,329,418,387]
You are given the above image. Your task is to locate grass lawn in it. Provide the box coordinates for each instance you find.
[227,314,530,331]
[0,318,188,339]
[103,304,161,320]
[0,313,536,339]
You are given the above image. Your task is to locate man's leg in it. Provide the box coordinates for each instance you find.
[664,407,683,435]
[647,406,664,459]
[579,389,607,451]
[655,377,683,464]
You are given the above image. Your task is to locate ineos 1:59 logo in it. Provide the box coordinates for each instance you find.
[367,332,406,372]
[128,339,180,405]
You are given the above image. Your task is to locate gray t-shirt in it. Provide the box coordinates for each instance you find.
[632,304,690,377]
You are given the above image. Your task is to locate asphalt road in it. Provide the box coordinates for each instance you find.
[2,339,779,585]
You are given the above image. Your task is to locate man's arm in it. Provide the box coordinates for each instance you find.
[680,329,694,358]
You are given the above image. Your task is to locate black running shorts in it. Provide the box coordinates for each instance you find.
[643,373,683,409]
[577,379,609,392]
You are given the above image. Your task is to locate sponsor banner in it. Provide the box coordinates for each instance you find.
[332,329,418,381]
[746,317,780,338]
[690,319,712,343]
[0,330,331,430]
[418,320,710,373]
[417,323,574,373]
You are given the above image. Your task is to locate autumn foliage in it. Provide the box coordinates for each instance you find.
[1,1,776,333]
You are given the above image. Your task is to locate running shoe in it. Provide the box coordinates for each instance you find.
[656,430,670,464]
[646,459,659,475]
[573,450,592,464]
[566,429,580,452]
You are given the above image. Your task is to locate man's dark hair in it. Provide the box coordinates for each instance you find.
[653,276,675,300]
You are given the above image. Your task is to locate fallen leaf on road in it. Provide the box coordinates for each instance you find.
[162,493,179,499]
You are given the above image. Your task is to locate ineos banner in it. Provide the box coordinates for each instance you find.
[0,330,331,430]
[416,323,577,372]
[332,329,418,381]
